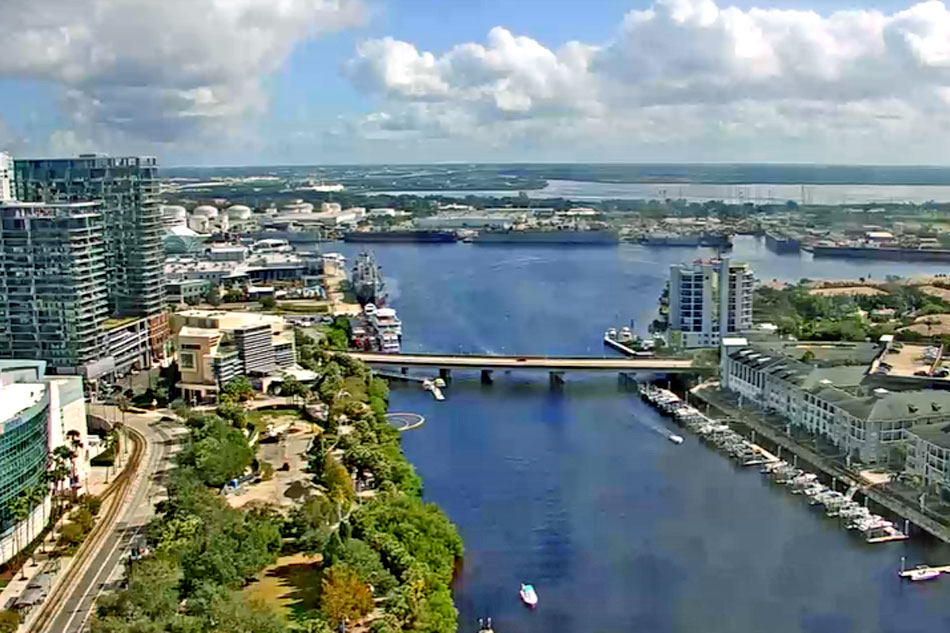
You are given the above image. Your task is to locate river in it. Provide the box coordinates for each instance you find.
[330,237,950,633]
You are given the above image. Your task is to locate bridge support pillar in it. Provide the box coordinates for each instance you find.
[618,372,637,389]
[549,371,565,389]
[401,366,408,375]
[481,369,494,385]
[439,368,452,383]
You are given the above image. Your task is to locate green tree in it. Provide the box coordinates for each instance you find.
[0,610,19,633]
[259,296,277,310]
[338,538,398,595]
[320,565,374,627]
[215,398,247,429]
[280,375,308,403]
[206,284,222,307]
[222,376,255,403]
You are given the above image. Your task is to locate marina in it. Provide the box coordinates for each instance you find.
[638,384,909,545]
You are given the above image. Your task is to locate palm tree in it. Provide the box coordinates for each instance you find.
[10,493,31,578]
[51,445,75,505]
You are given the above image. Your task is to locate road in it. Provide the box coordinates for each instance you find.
[347,351,702,372]
[32,410,184,633]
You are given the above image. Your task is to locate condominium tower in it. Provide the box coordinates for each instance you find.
[13,155,164,317]
[668,257,754,348]
[0,155,168,377]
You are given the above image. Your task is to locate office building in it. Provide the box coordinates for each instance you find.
[0,153,12,201]
[0,360,88,566]
[170,310,295,403]
[668,258,754,348]
[0,201,113,376]
[1,155,169,377]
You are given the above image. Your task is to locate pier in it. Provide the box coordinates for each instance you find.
[371,370,446,401]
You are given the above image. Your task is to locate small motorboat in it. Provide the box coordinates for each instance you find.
[907,566,942,582]
[668,434,684,444]
[519,583,538,607]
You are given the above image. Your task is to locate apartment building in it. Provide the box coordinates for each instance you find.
[720,338,950,464]
[170,310,295,403]
[0,153,11,201]
[668,258,754,348]
[0,360,87,565]
[0,201,112,376]
[0,155,169,377]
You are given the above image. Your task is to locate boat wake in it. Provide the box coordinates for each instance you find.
[632,413,681,443]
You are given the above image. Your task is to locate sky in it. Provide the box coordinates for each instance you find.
[2,0,950,166]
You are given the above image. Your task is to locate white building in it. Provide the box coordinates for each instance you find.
[0,360,88,565]
[0,152,13,201]
[668,258,754,348]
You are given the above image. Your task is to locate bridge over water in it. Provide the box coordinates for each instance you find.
[348,352,707,386]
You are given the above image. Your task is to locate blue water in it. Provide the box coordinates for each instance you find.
[332,237,950,633]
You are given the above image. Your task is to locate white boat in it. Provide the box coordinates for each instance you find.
[907,566,942,582]
[606,328,618,341]
[668,434,684,444]
[519,583,538,607]
[619,327,634,343]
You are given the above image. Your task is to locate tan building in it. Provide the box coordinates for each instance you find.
[171,310,295,403]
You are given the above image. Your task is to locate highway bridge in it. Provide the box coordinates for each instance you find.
[348,352,706,385]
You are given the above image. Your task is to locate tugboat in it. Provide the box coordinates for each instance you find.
[519,583,538,608]
[351,251,387,306]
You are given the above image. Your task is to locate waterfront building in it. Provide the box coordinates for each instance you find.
[905,425,950,495]
[669,258,754,348]
[0,360,88,565]
[720,338,950,464]
[0,153,12,201]
[170,310,295,402]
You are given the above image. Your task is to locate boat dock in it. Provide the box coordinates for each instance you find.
[639,384,909,544]
[898,563,950,579]
[372,371,446,401]
[603,336,655,358]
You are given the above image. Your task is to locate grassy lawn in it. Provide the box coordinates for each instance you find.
[243,553,323,621]
[247,407,303,433]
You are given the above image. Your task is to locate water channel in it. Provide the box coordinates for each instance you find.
[331,237,950,633]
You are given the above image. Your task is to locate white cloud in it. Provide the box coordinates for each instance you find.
[344,0,950,163]
[0,0,366,149]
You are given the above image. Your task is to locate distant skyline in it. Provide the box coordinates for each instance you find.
[2,0,950,166]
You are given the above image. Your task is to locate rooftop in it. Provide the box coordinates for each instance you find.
[908,423,950,450]
[0,382,46,426]
[837,390,950,422]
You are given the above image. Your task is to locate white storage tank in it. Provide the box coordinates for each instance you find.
[161,205,187,228]
[281,199,313,214]
[226,204,252,220]
[192,204,219,218]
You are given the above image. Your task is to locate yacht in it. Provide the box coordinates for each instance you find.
[668,434,684,444]
[519,583,538,607]
[907,566,942,582]
[619,327,634,343]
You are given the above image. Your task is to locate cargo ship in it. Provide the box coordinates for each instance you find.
[343,230,457,243]
[351,252,387,306]
[639,232,732,248]
[473,229,619,245]
[810,245,950,262]
[765,231,801,254]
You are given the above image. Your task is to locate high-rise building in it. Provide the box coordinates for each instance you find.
[0,153,12,201]
[668,257,754,348]
[1,155,170,377]
[0,359,88,566]
[0,201,113,376]
[13,155,164,317]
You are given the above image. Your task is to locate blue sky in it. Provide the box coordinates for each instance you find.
[1,0,949,165]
